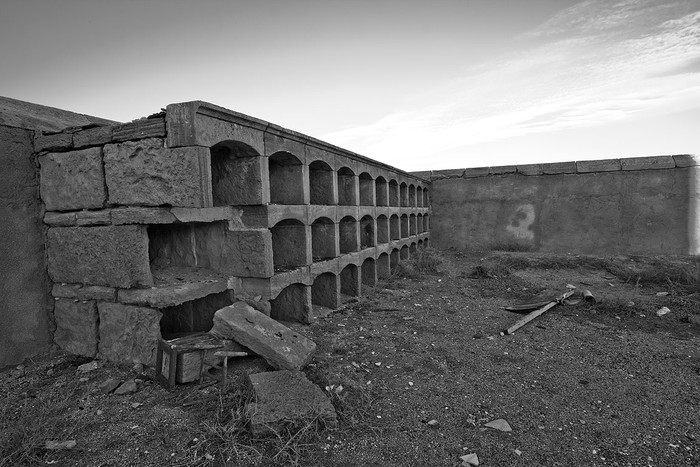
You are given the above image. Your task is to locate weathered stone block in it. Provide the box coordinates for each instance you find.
[73,126,113,148]
[104,138,211,207]
[98,303,162,365]
[542,161,577,174]
[117,269,229,308]
[112,118,166,142]
[211,302,316,370]
[35,132,73,152]
[76,210,111,226]
[621,156,675,171]
[517,164,543,176]
[39,147,105,210]
[673,154,700,167]
[77,285,116,301]
[47,225,152,288]
[433,168,466,179]
[247,370,337,436]
[54,299,98,357]
[488,165,517,175]
[576,159,621,173]
[52,283,80,298]
[44,211,77,227]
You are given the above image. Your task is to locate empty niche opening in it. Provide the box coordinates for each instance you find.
[360,215,375,249]
[337,167,357,206]
[149,224,196,271]
[400,182,408,207]
[272,219,307,272]
[408,184,416,207]
[309,160,334,205]
[211,140,262,206]
[377,215,389,243]
[418,239,424,250]
[269,152,304,204]
[359,172,374,206]
[312,217,336,262]
[311,272,338,310]
[388,180,399,207]
[410,242,417,255]
[424,238,430,248]
[377,253,391,279]
[423,188,429,207]
[400,214,409,238]
[390,214,400,240]
[361,257,376,287]
[160,291,235,338]
[417,186,423,207]
[400,244,409,260]
[390,249,399,271]
[375,176,388,206]
[271,283,310,323]
[424,213,430,231]
[417,214,424,233]
[340,264,359,299]
[339,216,359,253]
[409,214,417,236]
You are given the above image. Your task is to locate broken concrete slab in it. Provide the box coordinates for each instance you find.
[47,225,153,288]
[39,147,106,211]
[246,370,337,436]
[53,299,98,357]
[211,302,316,371]
[98,303,162,365]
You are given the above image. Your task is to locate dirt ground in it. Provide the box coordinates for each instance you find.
[2,249,700,466]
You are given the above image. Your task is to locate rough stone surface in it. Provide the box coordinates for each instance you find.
[98,303,162,365]
[76,210,111,226]
[113,379,139,395]
[47,225,152,288]
[44,211,77,226]
[39,147,105,210]
[577,158,621,173]
[621,156,675,171]
[99,378,121,394]
[76,285,116,301]
[247,370,337,436]
[517,164,543,176]
[542,161,577,174]
[35,132,73,152]
[104,138,210,207]
[53,299,98,357]
[211,302,316,370]
[0,124,53,367]
[73,126,113,148]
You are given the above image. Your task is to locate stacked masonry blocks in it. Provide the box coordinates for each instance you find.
[38,101,430,365]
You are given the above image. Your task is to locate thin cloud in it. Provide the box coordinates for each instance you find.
[322,0,700,168]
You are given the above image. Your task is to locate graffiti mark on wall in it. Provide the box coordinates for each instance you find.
[506,204,535,240]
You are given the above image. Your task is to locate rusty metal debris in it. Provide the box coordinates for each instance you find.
[502,288,597,335]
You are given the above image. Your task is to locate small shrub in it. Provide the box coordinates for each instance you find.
[393,248,444,278]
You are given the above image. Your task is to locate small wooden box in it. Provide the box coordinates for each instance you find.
[155,333,226,389]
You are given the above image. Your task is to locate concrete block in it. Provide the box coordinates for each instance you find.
[247,370,337,436]
[488,165,517,175]
[35,132,73,152]
[111,117,166,142]
[542,161,577,174]
[211,302,316,370]
[76,285,116,301]
[54,299,98,357]
[577,159,621,173]
[98,303,162,365]
[47,225,152,288]
[39,147,106,210]
[44,212,77,227]
[433,168,467,179]
[264,130,305,159]
[673,154,700,167]
[76,210,111,226]
[621,156,675,171]
[104,138,211,207]
[517,164,543,175]
[73,126,113,148]
[462,167,490,178]
[118,268,229,308]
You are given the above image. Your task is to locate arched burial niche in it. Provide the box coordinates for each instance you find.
[416,186,423,207]
[418,239,424,250]
[400,244,409,260]
[337,167,357,206]
[339,216,359,253]
[340,264,360,298]
[271,219,307,272]
[309,160,334,205]
[210,140,262,205]
[410,242,417,255]
[375,176,388,206]
[359,172,374,206]
[376,215,389,243]
[271,283,311,323]
[400,182,408,207]
[409,213,417,236]
[390,248,400,271]
[360,215,375,249]
[388,179,399,207]
[311,217,336,262]
[390,214,400,240]
[361,257,376,287]
[408,184,416,207]
[269,152,304,204]
[423,188,429,207]
[312,272,339,310]
[424,213,430,231]
[400,214,409,238]
[377,252,390,279]
[417,213,424,233]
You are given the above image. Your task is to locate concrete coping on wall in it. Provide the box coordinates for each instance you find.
[420,155,699,180]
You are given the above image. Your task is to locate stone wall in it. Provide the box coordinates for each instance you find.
[425,156,699,255]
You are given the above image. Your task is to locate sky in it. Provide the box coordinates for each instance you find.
[1,0,699,171]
